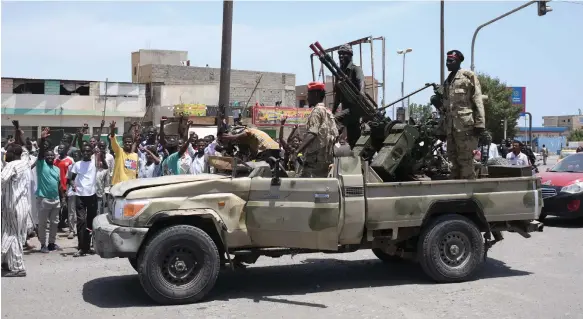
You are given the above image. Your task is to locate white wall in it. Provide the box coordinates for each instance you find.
[1,93,146,117]
[1,115,125,135]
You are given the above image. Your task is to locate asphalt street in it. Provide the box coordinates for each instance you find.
[4,156,582,319]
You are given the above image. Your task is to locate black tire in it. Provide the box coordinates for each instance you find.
[371,248,405,262]
[128,257,138,272]
[138,225,220,305]
[418,214,484,283]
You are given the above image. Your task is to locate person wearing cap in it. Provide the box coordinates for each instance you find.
[295,81,339,177]
[442,49,486,180]
[331,44,365,149]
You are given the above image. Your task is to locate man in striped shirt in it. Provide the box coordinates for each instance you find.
[1,144,32,277]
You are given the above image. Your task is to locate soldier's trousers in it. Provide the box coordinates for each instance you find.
[447,131,478,180]
[300,159,330,178]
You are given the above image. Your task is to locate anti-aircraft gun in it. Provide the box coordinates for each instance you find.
[310,41,448,182]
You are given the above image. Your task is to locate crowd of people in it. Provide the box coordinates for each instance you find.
[0,100,339,277]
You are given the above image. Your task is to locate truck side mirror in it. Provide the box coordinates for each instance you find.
[546,168,550,172]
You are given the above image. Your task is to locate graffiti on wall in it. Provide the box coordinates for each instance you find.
[173,104,207,116]
[253,106,312,126]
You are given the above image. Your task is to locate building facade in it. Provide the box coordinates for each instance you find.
[1,77,146,145]
[542,114,583,132]
[131,49,296,127]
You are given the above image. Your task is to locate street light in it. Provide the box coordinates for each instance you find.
[470,0,551,71]
[397,48,413,120]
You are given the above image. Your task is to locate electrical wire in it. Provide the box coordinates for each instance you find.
[556,1,583,6]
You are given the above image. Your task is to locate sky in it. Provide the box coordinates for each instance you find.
[2,0,582,126]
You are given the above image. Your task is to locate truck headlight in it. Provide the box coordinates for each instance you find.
[561,181,583,194]
[113,199,150,219]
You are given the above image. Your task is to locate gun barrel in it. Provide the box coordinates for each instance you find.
[378,83,436,112]
[310,41,382,122]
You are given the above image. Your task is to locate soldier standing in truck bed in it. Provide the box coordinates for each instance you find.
[296,81,339,177]
[332,44,365,149]
[442,50,486,180]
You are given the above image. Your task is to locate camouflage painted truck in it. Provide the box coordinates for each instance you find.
[92,153,544,305]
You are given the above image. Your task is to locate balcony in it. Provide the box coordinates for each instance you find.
[1,93,146,117]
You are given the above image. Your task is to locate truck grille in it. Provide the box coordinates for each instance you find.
[344,186,364,197]
[541,187,557,199]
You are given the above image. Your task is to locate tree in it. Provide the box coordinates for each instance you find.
[477,73,522,143]
[408,102,434,123]
[569,129,583,141]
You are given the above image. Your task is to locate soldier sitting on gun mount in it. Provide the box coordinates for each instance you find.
[217,125,280,163]
[331,44,365,149]
[295,81,339,178]
[440,49,486,180]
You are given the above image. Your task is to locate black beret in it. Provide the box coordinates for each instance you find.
[446,50,464,62]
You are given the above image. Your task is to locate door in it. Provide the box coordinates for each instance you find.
[245,177,341,251]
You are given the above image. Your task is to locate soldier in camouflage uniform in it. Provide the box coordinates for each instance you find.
[296,82,339,177]
[332,44,365,149]
[442,50,486,180]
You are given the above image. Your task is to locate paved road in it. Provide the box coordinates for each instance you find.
[4,155,581,319]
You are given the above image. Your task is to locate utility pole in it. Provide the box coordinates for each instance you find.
[471,0,552,71]
[218,0,233,131]
[397,49,412,121]
[440,0,445,84]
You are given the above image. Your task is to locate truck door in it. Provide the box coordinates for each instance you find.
[245,176,341,251]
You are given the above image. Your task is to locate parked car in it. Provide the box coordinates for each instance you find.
[537,153,583,220]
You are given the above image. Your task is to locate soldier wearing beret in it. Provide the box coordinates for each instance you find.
[442,49,486,180]
[331,44,365,149]
[296,82,339,177]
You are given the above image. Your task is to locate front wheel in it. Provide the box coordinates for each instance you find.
[138,225,220,305]
[418,214,484,283]
[128,257,138,272]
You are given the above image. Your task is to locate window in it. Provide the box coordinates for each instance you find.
[282,74,286,85]
[1,126,38,141]
[12,80,44,94]
[299,100,306,108]
[134,66,137,76]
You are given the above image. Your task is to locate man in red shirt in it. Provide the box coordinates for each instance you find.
[54,143,74,231]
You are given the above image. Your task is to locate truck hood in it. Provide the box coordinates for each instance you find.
[109,174,229,197]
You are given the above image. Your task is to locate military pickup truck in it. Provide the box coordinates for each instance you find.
[93,150,544,305]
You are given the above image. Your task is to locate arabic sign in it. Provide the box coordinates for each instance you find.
[173,104,207,117]
[509,87,526,113]
[253,106,312,126]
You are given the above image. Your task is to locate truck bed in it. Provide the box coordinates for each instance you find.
[364,176,542,230]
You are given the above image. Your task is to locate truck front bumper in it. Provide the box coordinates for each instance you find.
[92,214,149,259]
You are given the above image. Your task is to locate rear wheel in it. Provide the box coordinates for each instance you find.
[418,214,484,283]
[138,225,220,305]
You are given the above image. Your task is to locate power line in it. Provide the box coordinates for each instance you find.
[556,1,583,6]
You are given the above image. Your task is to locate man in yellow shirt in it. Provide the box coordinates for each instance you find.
[108,121,138,185]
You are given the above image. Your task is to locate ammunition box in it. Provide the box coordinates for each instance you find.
[371,123,420,181]
[353,135,371,157]
[487,165,533,178]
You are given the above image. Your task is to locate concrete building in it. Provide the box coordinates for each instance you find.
[131,49,296,126]
[542,114,583,132]
[295,75,379,109]
[1,77,146,145]
[516,126,569,139]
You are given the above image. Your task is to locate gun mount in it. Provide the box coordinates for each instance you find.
[310,41,448,182]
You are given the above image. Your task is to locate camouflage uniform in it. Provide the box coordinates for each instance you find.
[300,103,339,178]
[443,69,485,180]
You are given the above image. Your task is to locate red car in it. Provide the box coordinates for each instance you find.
[537,153,583,221]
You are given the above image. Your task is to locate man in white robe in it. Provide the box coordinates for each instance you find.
[1,145,31,277]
